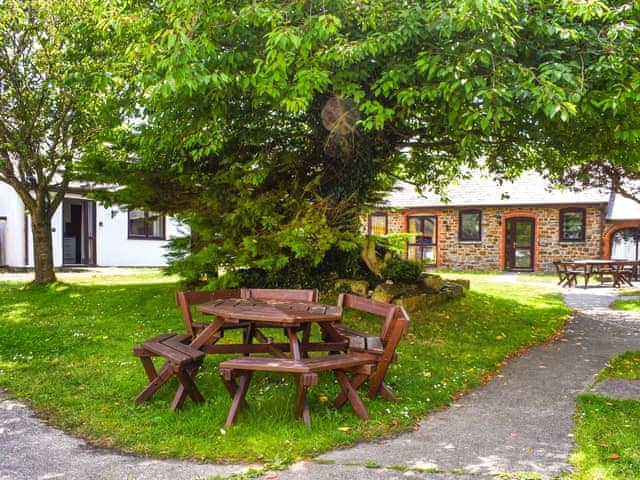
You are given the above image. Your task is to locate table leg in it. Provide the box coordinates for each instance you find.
[189,317,227,350]
[334,370,369,420]
[294,375,312,426]
[134,362,173,404]
[286,327,302,360]
[224,372,252,428]
[171,365,205,410]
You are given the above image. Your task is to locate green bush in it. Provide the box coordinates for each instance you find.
[380,258,422,284]
[205,246,377,290]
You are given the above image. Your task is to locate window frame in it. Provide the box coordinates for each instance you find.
[406,215,438,263]
[367,212,388,236]
[559,208,586,242]
[127,209,166,240]
[458,209,482,242]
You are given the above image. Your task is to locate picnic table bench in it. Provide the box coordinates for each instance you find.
[132,289,410,427]
[555,259,637,288]
[133,333,206,410]
[219,353,375,427]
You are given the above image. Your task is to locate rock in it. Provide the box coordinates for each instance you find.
[441,282,464,298]
[422,274,445,292]
[394,293,436,312]
[446,278,470,290]
[372,283,405,303]
[436,291,450,303]
[334,279,369,297]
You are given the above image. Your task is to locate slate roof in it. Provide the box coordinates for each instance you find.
[606,191,640,220]
[382,171,611,209]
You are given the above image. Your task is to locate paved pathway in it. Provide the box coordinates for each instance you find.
[1,279,639,480]
[267,286,640,480]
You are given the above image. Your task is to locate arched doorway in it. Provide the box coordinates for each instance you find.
[610,227,640,261]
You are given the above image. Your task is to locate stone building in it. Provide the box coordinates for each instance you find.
[365,171,640,272]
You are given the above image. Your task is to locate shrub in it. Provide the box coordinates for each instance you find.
[380,258,422,284]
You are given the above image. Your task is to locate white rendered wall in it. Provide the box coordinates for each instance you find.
[1,183,188,268]
[0,183,28,267]
[95,205,188,267]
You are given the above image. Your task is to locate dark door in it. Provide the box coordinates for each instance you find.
[62,200,96,266]
[505,218,535,271]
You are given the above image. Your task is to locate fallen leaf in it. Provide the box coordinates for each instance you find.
[337,426,351,433]
[608,453,621,460]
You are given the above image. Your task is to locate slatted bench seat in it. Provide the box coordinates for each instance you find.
[333,294,409,403]
[133,333,206,410]
[333,325,385,353]
[218,353,375,427]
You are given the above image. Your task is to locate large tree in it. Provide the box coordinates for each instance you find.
[0,0,122,284]
[85,0,640,282]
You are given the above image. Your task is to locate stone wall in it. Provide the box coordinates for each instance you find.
[379,206,605,272]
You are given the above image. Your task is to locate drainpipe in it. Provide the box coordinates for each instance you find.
[24,212,29,266]
[0,216,6,266]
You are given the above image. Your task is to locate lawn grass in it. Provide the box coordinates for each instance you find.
[0,272,570,464]
[571,377,640,480]
[597,351,640,381]
[568,349,640,479]
[609,299,640,312]
[570,395,640,480]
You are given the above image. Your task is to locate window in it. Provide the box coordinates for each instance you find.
[459,210,482,241]
[611,228,640,261]
[128,209,165,240]
[559,208,585,242]
[368,213,388,236]
[407,215,437,263]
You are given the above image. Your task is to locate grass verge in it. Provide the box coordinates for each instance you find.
[609,299,640,312]
[0,273,569,464]
[569,349,640,480]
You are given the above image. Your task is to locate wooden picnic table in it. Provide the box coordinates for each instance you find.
[198,297,374,426]
[134,293,408,426]
[196,298,349,358]
[557,259,639,288]
[134,298,346,407]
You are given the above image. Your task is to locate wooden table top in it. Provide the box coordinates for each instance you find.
[197,298,343,326]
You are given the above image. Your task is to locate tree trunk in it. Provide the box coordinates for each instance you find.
[31,214,57,285]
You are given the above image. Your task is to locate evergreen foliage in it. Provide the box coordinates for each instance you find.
[380,258,423,284]
[79,0,640,280]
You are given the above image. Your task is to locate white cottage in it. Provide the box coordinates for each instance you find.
[0,182,188,268]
